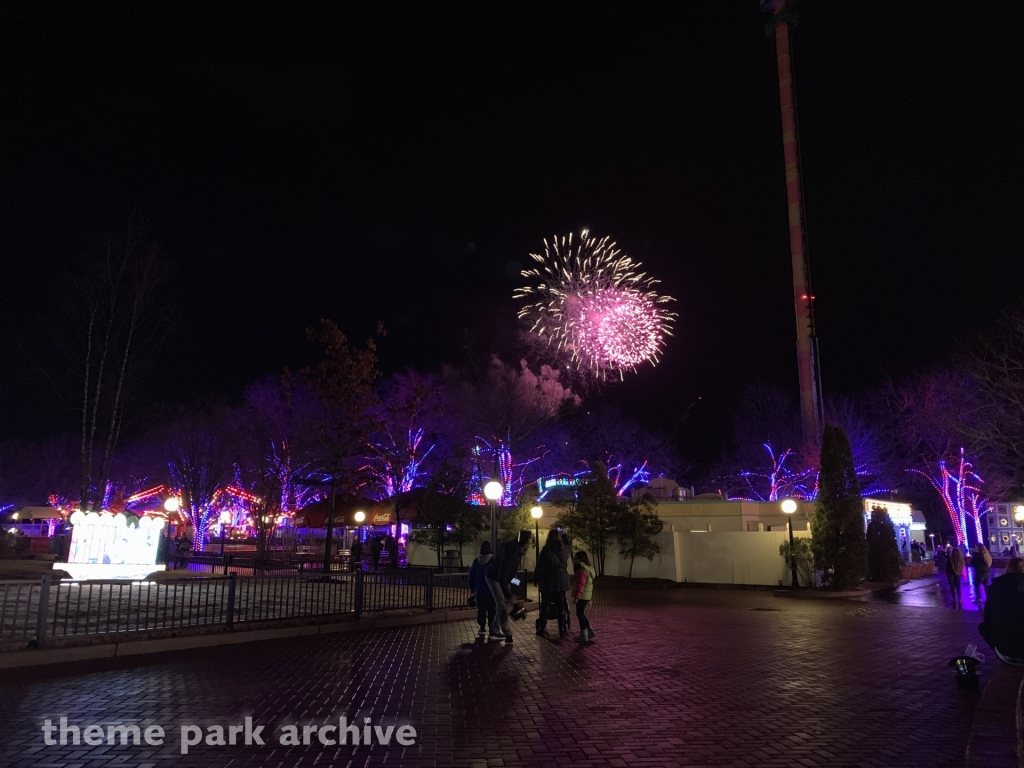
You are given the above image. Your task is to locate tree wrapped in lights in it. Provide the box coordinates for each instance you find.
[711,386,886,501]
[880,373,1005,547]
[301,319,382,571]
[909,447,987,547]
[364,371,443,499]
[444,356,577,506]
[163,400,236,551]
[739,443,816,501]
[515,231,676,380]
[559,404,684,496]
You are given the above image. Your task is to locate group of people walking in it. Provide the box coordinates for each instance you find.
[468,529,597,646]
[937,541,1023,668]
[939,543,992,608]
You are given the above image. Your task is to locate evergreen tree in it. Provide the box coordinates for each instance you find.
[865,508,901,581]
[410,464,480,567]
[779,537,814,587]
[811,425,867,590]
[615,494,664,577]
[555,461,619,575]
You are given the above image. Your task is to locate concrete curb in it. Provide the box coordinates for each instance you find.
[0,603,537,670]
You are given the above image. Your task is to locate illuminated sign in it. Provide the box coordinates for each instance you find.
[54,511,166,580]
[537,476,581,493]
[863,498,914,528]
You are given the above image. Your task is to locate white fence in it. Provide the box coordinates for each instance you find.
[675,530,811,586]
[410,528,810,587]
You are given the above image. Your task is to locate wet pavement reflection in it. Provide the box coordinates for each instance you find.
[863,571,1001,611]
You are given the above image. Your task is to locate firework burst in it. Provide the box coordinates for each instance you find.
[515,231,676,379]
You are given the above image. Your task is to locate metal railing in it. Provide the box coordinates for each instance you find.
[233,573,352,622]
[0,567,525,648]
[174,555,305,577]
[45,577,231,638]
[0,580,44,644]
[431,572,471,610]
[360,569,430,613]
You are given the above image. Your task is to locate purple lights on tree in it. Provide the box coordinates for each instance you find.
[909,446,987,547]
[739,443,815,502]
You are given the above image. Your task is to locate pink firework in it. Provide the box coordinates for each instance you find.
[515,231,676,378]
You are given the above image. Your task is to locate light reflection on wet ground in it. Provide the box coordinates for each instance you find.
[860,571,1005,611]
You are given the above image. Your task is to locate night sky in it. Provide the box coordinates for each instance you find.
[2,3,1021,465]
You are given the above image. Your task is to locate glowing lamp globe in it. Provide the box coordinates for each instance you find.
[531,505,543,520]
[483,481,504,502]
[354,510,366,523]
[219,509,232,524]
[1015,505,1024,522]
[780,499,798,514]
[163,497,180,513]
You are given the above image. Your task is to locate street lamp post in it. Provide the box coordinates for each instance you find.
[353,510,365,572]
[531,505,543,567]
[532,505,548,552]
[483,480,504,553]
[781,498,799,588]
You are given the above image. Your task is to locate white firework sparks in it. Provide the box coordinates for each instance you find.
[514,230,676,379]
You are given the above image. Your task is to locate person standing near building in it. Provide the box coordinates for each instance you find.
[485,530,532,645]
[946,546,966,609]
[468,542,495,637]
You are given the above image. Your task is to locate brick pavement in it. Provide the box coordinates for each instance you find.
[0,588,988,768]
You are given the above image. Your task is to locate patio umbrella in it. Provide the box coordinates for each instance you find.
[367,488,424,526]
[294,494,377,528]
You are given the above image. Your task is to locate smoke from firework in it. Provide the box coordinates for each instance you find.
[514,231,676,379]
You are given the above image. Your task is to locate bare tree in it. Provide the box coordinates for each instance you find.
[0,435,79,506]
[442,355,578,503]
[954,301,1024,493]
[878,373,1010,546]
[301,319,382,571]
[49,220,174,510]
[163,400,236,550]
[563,404,688,490]
[236,375,322,560]
[364,370,444,498]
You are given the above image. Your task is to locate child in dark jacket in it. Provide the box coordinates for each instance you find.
[468,542,496,637]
